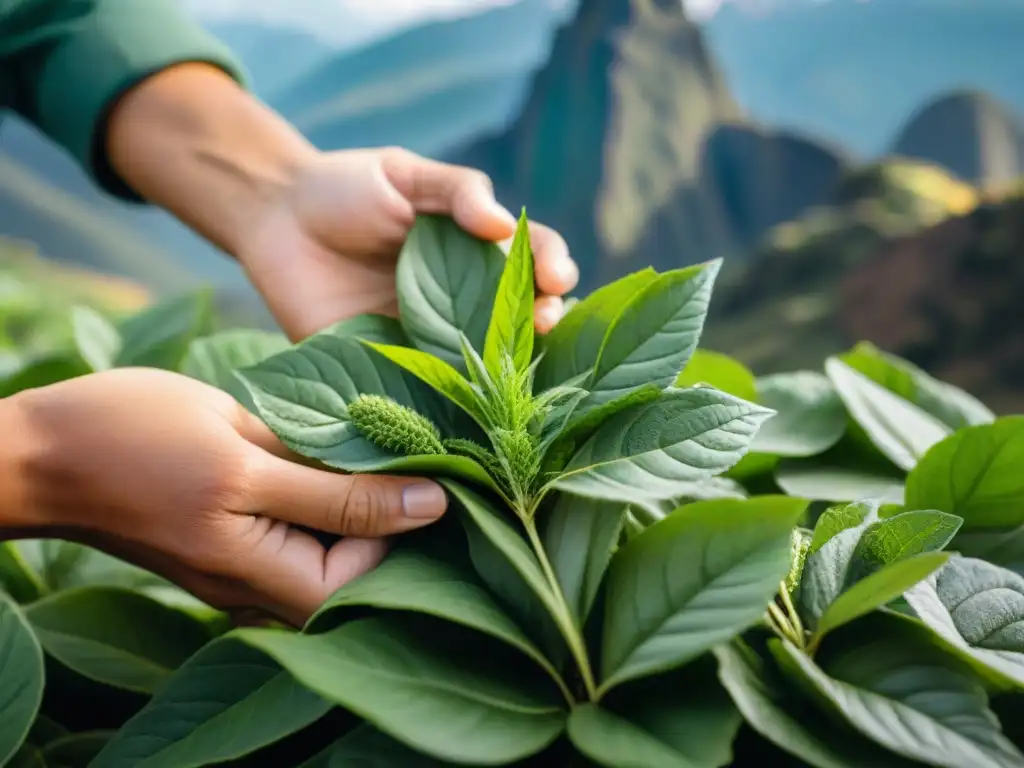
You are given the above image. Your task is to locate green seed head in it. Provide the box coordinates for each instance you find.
[347,394,445,456]
[785,527,812,595]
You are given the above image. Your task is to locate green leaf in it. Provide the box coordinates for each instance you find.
[812,552,949,642]
[0,593,43,767]
[305,548,564,696]
[13,541,166,592]
[39,731,113,766]
[714,641,905,768]
[0,542,45,603]
[775,456,905,504]
[181,329,289,412]
[568,705,701,768]
[541,494,625,627]
[115,290,214,370]
[299,724,450,767]
[750,371,846,457]
[24,586,210,694]
[484,210,534,375]
[809,500,880,556]
[906,417,1024,530]
[773,616,1024,768]
[905,556,1024,692]
[237,616,566,765]
[847,509,961,581]
[0,354,89,398]
[90,639,330,768]
[840,341,994,430]
[676,348,757,402]
[535,268,658,391]
[583,261,721,412]
[552,387,774,512]
[395,215,504,371]
[71,305,121,371]
[825,358,951,471]
[599,496,806,691]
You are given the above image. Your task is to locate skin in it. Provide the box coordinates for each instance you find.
[0,63,578,626]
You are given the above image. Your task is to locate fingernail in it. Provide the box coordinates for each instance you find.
[402,482,448,519]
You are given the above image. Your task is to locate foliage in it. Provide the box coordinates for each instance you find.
[1,211,1024,767]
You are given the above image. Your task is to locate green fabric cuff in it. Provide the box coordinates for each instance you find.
[32,0,249,202]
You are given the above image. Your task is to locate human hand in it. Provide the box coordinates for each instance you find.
[236,147,580,340]
[8,368,448,625]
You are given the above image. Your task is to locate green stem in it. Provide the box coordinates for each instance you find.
[523,518,598,701]
[778,582,805,643]
[767,601,799,645]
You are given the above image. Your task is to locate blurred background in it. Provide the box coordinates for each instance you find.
[2,0,1023,409]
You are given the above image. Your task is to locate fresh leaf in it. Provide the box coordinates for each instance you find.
[535,268,658,391]
[71,306,121,371]
[299,724,449,767]
[750,371,846,457]
[13,541,165,592]
[846,509,961,582]
[0,542,45,603]
[115,290,213,370]
[676,348,757,402]
[825,358,951,471]
[484,210,535,375]
[24,586,211,694]
[89,639,330,768]
[237,616,566,765]
[0,355,89,398]
[39,731,112,766]
[395,215,504,371]
[181,329,289,412]
[541,494,625,627]
[599,496,806,691]
[905,417,1024,530]
[808,500,880,556]
[552,386,774,512]
[775,456,905,504]
[568,705,707,768]
[0,592,43,766]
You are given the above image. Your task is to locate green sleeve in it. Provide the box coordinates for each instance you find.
[0,0,249,201]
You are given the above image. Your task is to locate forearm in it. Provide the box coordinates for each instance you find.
[0,393,50,539]
[104,64,319,257]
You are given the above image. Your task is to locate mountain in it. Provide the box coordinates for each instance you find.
[890,90,1024,186]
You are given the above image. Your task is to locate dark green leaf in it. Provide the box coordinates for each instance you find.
[299,724,450,767]
[40,731,113,766]
[71,306,121,371]
[906,417,1024,530]
[0,542,45,603]
[484,210,534,374]
[0,592,43,766]
[90,639,330,768]
[395,215,504,370]
[600,496,806,691]
[181,329,289,412]
[568,705,701,768]
[552,387,773,512]
[115,290,214,370]
[0,355,89,398]
[775,456,905,504]
[13,541,165,592]
[238,616,566,765]
[25,586,210,694]
[676,348,757,402]
[750,371,846,457]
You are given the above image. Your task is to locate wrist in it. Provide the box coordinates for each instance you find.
[0,392,56,538]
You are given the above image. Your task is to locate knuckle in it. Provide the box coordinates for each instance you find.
[330,478,388,536]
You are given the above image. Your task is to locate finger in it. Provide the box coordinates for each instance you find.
[242,447,448,536]
[381,150,517,241]
[528,222,578,296]
[534,295,565,335]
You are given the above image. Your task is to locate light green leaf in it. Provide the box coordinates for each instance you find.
[825,358,951,471]
[750,371,846,457]
[535,268,658,391]
[541,494,625,627]
[395,215,504,371]
[299,724,450,767]
[0,542,45,603]
[809,500,880,555]
[237,616,566,765]
[115,290,214,370]
[181,329,289,412]
[0,593,43,766]
[71,305,121,371]
[583,261,721,412]
[89,639,330,768]
[13,541,165,592]
[846,509,961,582]
[552,387,774,512]
[676,348,757,402]
[600,496,806,691]
[906,417,1024,530]
[772,617,1024,768]
[484,210,534,375]
[25,586,210,694]
[775,457,905,504]
[905,557,1024,692]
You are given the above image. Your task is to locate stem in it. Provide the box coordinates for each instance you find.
[767,602,799,645]
[779,582,805,642]
[523,519,598,700]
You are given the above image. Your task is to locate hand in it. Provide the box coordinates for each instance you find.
[236,147,580,340]
[8,369,448,625]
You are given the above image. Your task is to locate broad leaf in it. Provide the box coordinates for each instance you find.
[535,268,658,391]
[24,586,210,694]
[71,306,121,371]
[676,348,757,402]
[90,639,330,768]
[181,329,289,412]
[905,557,1024,692]
[906,417,1024,530]
[300,724,449,767]
[775,456,905,505]
[395,215,504,370]
[39,731,112,765]
[583,261,721,412]
[0,355,89,398]
[568,705,704,768]
[846,509,961,582]
[13,541,165,592]
[809,500,880,555]
[115,290,213,370]
[600,496,806,691]
[0,593,43,766]
[825,358,951,471]
[0,542,45,603]
[552,387,774,512]
[484,210,534,374]
[541,494,625,627]
[237,616,566,765]
[750,371,846,457]
[773,617,1024,768]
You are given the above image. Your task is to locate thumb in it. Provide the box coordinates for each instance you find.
[381,149,516,241]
